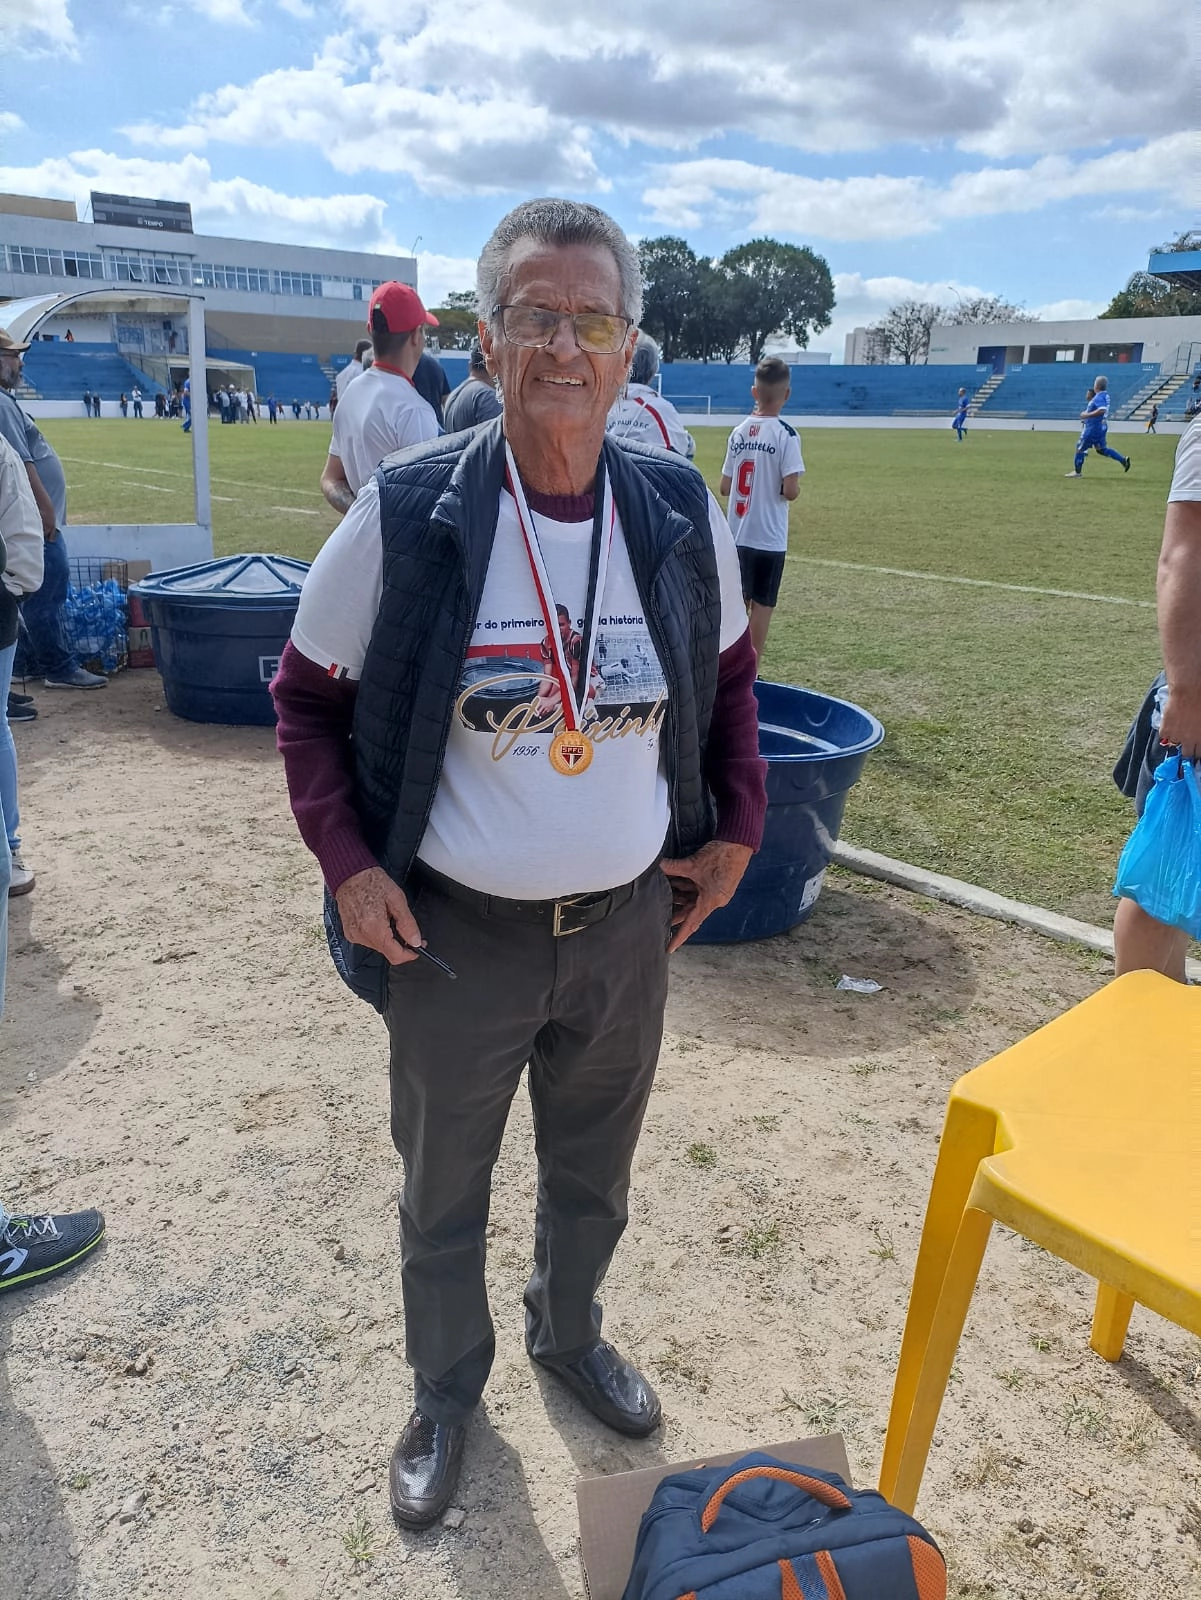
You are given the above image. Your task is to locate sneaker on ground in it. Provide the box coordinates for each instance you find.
[1064,471,1082,477]
[1123,457,1132,472]
[8,851,35,896]
[7,695,36,722]
[44,667,107,689]
[0,1207,106,1293]
[8,690,34,705]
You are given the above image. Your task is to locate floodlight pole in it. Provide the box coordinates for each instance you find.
[187,293,212,540]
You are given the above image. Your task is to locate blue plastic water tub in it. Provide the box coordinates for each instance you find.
[131,554,309,726]
[691,681,885,943]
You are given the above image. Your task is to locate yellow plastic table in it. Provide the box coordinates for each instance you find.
[879,971,1201,1514]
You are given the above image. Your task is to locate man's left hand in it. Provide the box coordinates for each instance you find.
[659,840,753,953]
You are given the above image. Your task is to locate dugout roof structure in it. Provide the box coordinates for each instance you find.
[0,285,213,570]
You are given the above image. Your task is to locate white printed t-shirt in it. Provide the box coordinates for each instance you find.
[335,358,365,401]
[606,384,692,455]
[721,415,804,552]
[1168,417,1201,502]
[291,477,747,898]
[327,365,440,494]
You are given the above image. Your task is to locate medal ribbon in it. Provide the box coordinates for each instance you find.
[503,441,614,734]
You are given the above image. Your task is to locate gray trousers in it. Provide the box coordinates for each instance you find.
[385,865,672,1424]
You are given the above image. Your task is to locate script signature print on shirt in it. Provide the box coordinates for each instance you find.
[456,624,667,762]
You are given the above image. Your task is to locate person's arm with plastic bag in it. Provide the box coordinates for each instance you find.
[1113,422,1201,981]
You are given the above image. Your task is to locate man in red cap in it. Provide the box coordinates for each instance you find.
[320,283,442,515]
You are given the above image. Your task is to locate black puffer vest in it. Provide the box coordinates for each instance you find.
[327,419,722,1008]
[355,417,722,879]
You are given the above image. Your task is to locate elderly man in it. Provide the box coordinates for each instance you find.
[606,331,692,455]
[0,331,106,690]
[335,338,374,407]
[271,198,765,1528]
[442,342,502,433]
[320,283,442,515]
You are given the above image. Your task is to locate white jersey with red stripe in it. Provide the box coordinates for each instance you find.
[605,382,691,455]
[721,413,804,552]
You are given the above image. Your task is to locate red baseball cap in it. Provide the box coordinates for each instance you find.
[368,281,439,334]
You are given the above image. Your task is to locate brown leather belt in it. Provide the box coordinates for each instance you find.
[410,860,660,938]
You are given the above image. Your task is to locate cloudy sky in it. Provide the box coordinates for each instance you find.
[1,0,1194,359]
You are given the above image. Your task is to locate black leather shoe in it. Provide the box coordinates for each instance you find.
[388,1409,466,1528]
[536,1340,662,1437]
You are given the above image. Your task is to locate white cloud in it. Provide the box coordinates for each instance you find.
[0,150,402,254]
[0,0,76,54]
[185,0,254,22]
[113,1,1191,200]
[0,113,26,135]
[1029,298,1107,321]
[642,135,1195,244]
[413,249,479,308]
[276,0,315,15]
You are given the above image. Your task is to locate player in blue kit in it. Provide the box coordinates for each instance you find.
[1065,374,1131,477]
[951,387,969,441]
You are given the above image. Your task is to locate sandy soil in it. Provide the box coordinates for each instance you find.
[2,671,1198,1600]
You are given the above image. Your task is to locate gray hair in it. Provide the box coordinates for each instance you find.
[476,198,643,326]
[1093,374,1108,391]
[629,331,660,386]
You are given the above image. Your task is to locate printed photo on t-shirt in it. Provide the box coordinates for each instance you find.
[454,601,667,760]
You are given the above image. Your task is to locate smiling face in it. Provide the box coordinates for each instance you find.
[479,238,637,485]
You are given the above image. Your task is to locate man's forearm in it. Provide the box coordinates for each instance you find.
[1158,503,1201,692]
[23,462,56,536]
[270,641,377,890]
[704,629,768,850]
[320,458,354,514]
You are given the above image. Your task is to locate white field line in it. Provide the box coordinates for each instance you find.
[120,481,176,492]
[793,555,1155,609]
[59,456,325,502]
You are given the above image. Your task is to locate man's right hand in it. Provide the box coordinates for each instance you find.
[335,866,423,965]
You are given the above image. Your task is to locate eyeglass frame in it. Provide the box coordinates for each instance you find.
[490,303,634,355]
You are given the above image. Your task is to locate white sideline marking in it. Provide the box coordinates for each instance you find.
[60,456,325,501]
[121,480,175,493]
[794,555,1154,609]
[273,506,320,515]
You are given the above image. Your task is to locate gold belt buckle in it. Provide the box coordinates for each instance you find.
[552,896,589,938]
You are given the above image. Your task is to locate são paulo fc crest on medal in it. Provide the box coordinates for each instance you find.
[548,727,594,776]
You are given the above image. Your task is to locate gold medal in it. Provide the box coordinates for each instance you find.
[549,728,594,776]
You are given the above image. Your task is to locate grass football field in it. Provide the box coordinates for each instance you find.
[41,415,1179,924]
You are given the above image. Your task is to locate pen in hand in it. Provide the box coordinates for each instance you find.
[393,926,457,979]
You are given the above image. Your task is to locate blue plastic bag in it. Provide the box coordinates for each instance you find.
[1113,753,1201,935]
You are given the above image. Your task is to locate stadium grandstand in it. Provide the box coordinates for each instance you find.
[0,189,434,408]
[1,191,1197,424]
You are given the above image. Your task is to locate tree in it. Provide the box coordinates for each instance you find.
[638,237,701,362]
[717,239,835,363]
[1101,271,1201,319]
[672,261,745,363]
[866,299,943,365]
[943,295,1037,325]
[429,289,478,350]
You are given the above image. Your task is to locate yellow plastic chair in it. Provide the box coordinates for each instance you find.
[879,970,1201,1514]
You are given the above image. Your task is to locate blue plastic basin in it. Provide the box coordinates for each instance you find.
[691,681,885,943]
[131,554,310,726]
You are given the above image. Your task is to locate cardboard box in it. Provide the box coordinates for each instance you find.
[102,558,152,587]
[576,1433,851,1600]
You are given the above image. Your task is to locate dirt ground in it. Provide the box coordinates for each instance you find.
[2,671,1199,1600]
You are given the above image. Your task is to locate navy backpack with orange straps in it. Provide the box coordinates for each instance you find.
[621,1453,946,1600]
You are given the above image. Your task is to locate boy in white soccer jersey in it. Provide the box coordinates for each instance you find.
[719,356,804,657]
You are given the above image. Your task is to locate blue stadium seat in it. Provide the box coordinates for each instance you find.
[21,342,162,402]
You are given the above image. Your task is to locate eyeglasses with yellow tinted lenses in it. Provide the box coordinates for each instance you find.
[492,304,632,355]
